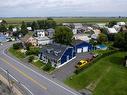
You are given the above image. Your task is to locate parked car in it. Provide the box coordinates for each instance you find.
[75,60,88,68]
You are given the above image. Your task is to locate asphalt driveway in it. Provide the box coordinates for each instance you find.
[53,53,93,81]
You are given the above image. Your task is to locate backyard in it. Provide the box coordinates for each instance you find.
[65,51,127,95]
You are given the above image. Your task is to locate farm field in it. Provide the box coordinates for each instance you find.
[65,51,127,95]
[1,17,127,24]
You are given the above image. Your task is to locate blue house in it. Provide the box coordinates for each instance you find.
[72,40,93,53]
[0,34,8,42]
[39,43,76,68]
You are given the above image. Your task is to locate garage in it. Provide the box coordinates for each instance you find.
[77,48,82,53]
[83,47,88,52]
[72,40,93,54]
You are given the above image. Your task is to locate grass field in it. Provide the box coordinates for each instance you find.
[1,17,127,24]
[8,47,26,59]
[64,51,127,95]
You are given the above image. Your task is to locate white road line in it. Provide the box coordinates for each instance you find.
[3,48,79,95]
[22,84,34,95]
[0,66,34,95]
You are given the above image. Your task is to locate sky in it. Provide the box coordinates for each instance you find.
[0,0,127,17]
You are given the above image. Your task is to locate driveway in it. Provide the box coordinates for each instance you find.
[53,53,93,81]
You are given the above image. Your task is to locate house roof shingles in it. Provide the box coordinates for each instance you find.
[41,44,71,61]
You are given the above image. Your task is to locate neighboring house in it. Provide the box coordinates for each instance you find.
[46,28,55,38]
[0,34,8,42]
[35,29,52,46]
[74,34,91,42]
[96,23,106,28]
[107,28,118,34]
[117,22,126,26]
[21,33,37,46]
[72,29,78,35]
[120,26,127,32]
[35,30,45,37]
[63,23,71,26]
[73,23,83,29]
[0,20,3,24]
[27,27,32,31]
[113,25,121,32]
[39,44,76,68]
[91,34,98,40]
[72,40,93,53]
[93,29,101,35]
[36,36,52,46]
[12,28,18,32]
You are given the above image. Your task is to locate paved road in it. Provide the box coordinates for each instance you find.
[0,42,81,95]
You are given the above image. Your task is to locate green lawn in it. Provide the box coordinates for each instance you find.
[65,51,127,95]
[8,47,26,59]
[32,60,44,69]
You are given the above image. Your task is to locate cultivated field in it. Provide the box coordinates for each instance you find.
[1,17,127,24]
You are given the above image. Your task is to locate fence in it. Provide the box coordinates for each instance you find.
[0,67,33,95]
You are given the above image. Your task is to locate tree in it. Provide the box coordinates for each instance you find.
[13,43,23,50]
[21,21,28,36]
[53,26,73,45]
[28,55,34,62]
[114,32,127,51]
[0,24,7,33]
[43,60,52,71]
[0,20,7,25]
[8,25,14,31]
[97,33,108,44]
[31,21,38,31]
[108,21,117,28]
[46,20,56,29]
[47,17,53,20]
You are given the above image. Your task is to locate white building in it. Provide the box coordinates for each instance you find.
[107,28,118,34]
[117,22,126,26]
[0,20,3,23]
[73,23,83,29]
[36,37,52,46]
[74,34,91,42]
[35,30,45,37]
[35,30,52,46]
[113,25,121,32]
[27,27,32,31]
[12,28,17,32]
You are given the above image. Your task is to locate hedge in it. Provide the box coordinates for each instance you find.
[74,50,119,74]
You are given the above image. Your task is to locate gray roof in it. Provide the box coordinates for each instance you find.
[46,28,55,33]
[41,43,71,61]
[71,40,84,46]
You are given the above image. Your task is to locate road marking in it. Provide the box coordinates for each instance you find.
[3,48,79,95]
[0,67,34,95]
[0,57,47,91]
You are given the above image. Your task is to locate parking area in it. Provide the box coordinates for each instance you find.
[52,53,94,81]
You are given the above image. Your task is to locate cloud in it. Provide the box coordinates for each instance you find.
[0,0,127,17]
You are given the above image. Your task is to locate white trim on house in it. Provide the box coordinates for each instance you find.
[56,56,76,68]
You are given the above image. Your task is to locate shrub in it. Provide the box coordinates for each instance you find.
[26,47,40,56]
[13,43,23,50]
[28,55,34,62]
[43,60,52,71]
